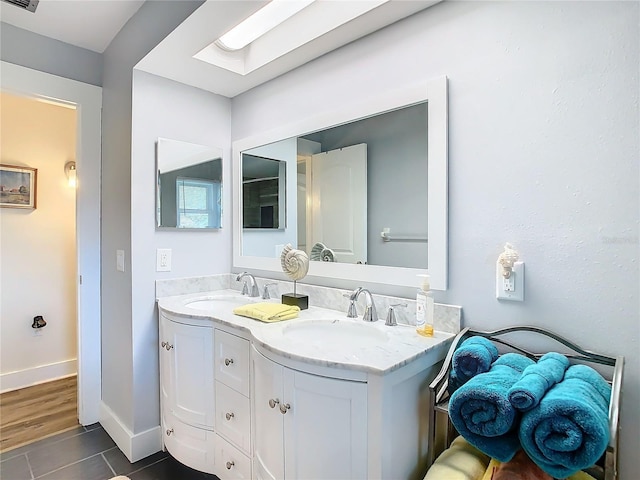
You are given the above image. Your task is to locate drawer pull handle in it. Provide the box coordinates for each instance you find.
[224,358,234,366]
[279,403,291,414]
[268,398,280,409]
[161,341,173,351]
[166,428,173,436]
[225,412,234,420]
[226,461,235,470]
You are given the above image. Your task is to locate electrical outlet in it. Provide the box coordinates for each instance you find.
[496,261,524,301]
[157,248,172,272]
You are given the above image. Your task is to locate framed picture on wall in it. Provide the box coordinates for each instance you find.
[0,164,37,209]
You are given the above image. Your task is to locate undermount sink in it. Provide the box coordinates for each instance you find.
[185,295,260,310]
[281,319,389,348]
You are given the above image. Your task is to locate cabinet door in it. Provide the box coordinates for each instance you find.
[283,370,368,480]
[163,319,214,428]
[252,347,285,480]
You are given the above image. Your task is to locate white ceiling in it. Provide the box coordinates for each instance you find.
[0,0,144,53]
[1,0,440,98]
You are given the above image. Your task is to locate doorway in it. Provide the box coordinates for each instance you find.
[0,61,102,426]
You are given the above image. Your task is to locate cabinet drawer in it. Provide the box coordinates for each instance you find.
[215,434,252,480]
[215,381,251,454]
[163,412,215,475]
[215,329,250,396]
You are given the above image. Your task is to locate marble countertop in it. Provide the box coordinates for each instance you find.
[157,289,454,375]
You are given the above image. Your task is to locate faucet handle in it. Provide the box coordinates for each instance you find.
[385,303,407,326]
[262,283,277,299]
[343,293,358,318]
[241,281,249,296]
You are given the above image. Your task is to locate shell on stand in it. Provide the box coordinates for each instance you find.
[280,244,310,281]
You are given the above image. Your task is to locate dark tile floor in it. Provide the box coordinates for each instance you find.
[0,424,219,480]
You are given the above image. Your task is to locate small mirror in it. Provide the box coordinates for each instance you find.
[242,153,286,229]
[156,138,223,229]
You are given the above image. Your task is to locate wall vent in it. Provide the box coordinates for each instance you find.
[2,0,39,13]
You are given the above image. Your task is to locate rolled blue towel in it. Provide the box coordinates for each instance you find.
[449,353,535,462]
[508,352,570,412]
[451,336,499,384]
[519,364,611,479]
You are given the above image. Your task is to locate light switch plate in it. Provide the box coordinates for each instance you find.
[496,261,524,301]
[116,250,125,272]
[157,248,172,272]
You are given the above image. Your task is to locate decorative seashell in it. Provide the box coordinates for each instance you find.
[280,243,310,281]
[321,247,335,262]
[310,242,327,262]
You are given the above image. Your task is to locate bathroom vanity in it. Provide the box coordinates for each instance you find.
[157,287,455,480]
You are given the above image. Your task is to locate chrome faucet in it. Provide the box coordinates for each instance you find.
[236,272,260,297]
[348,287,378,322]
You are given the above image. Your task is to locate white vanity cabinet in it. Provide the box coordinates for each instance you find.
[158,294,453,480]
[252,345,368,480]
[159,314,215,473]
[159,312,253,478]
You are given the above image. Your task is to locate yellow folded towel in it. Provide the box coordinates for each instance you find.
[424,436,490,480]
[481,457,597,480]
[233,302,300,322]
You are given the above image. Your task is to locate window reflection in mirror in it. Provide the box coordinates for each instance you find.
[156,138,223,229]
[242,154,286,229]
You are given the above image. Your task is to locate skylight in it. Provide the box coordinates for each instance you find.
[215,0,315,52]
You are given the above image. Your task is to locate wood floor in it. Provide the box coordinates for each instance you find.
[0,376,79,452]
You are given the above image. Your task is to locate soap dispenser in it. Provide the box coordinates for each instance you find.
[416,275,434,337]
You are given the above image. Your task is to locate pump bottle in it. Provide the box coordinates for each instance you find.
[416,274,434,337]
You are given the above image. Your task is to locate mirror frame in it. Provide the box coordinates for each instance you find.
[232,75,448,289]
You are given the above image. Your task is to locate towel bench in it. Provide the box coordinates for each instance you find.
[426,326,624,480]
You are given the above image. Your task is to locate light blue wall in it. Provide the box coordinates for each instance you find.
[0,22,102,86]
[100,0,204,435]
[232,2,639,477]
[130,69,232,433]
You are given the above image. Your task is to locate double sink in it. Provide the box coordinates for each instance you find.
[184,292,390,348]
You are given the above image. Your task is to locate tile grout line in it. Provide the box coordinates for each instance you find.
[31,450,109,479]
[25,452,35,480]
[101,451,117,477]
[126,456,170,477]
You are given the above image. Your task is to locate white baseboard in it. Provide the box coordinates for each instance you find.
[100,402,162,463]
[0,359,77,393]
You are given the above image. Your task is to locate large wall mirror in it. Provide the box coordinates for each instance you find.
[232,76,448,289]
[156,138,223,229]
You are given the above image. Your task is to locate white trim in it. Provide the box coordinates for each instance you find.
[0,361,77,394]
[100,402,163,463]
[1,61,103,424]
[232,75,448,290]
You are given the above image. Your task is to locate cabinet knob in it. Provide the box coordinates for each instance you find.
[226,461,235,470]
[225,412,234,421]
[268,398,280,409]
[161,341,173,351]
[279,403,291,414]
[224,358,234,366]
[166,428,173,436]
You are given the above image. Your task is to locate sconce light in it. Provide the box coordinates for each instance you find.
[64,161,77,188]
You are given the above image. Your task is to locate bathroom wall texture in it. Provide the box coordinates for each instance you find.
[100,0,204,442]
[130,69,232,431]
[0,92,77,391]
[232,1,639,477]
[0,22,103,87]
